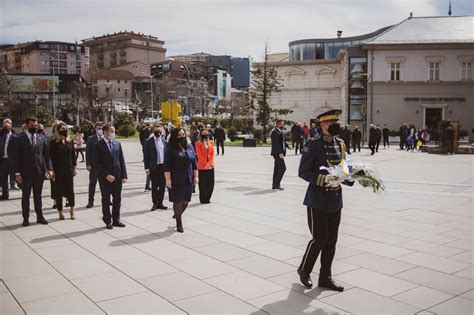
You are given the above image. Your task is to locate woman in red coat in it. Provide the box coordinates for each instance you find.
[195,128,215,204]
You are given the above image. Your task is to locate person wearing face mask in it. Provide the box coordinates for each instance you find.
[92,124,127,229]
[49,122,77,220]
[144,124,168,211]
[195,128,215,204]
[14,117,54,226]
[0,121,18,200]
[164,128,198,233]
[85,122,104,208]
[297,109,354,292]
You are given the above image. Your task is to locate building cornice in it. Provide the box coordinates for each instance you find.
[363,43,474,50]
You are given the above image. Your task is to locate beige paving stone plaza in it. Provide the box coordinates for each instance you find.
[0,143,473,314]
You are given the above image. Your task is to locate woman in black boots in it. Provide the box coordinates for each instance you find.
[164,128,198,232]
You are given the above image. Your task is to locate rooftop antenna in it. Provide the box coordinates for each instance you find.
[448,0,452,16]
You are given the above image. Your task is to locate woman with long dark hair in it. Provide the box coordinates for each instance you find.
[49,121,77,220]
[164,128,198,232]
[195,128,215,203]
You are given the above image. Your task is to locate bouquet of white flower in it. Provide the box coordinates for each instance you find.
[320,160,385,193]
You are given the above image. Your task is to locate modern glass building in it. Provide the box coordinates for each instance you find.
[288,26,391,61]
[287,26,392,138]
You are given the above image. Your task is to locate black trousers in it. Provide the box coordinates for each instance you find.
[383,136,389,147]
[88,167,98,203]
[352,140,361,152]
[21,171,45,220]
[55,174,75,211]
[198,169,215,203]
[0,158,13,198]
[344,141,351,154]
[299,207,341,278]
[376,140,381,152]
[98,178,122,224]
[75,148,84,161]
[399,138,406,149]
[215,139,225,155]
[447,140,454,154]
[150,165,166,205]
[272,156,286,187]
[292,139,303,154]
[369,141,376,155]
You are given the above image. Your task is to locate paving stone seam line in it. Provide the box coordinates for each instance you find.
[1,222,109,314]
[42,219,193,315]
[0,279,27,315]
[75,212,271,314]
[415,288,474,314]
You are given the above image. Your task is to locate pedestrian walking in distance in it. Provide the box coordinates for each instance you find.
[271,120,290,190]
[214,124,226,156]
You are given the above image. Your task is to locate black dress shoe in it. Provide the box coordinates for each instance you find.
[105,224,113,230]
[86,202,94,208]
[36,218,48,225]
[157,204,168,210]
[177,224,184,233]
[318,277,344,292]
[112,222,126,227]
[150,204,158,211]
[297,267,313,288]
[273,186,284,190]
[22,219,30,227]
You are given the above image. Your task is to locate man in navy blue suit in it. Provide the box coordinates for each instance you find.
[85,122,103,208]
[144,124,168,211]
[0,121,17,200]
[14,117,54,226]
[92,124,127,229]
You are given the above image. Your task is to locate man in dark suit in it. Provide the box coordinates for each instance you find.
[144,124,168,211]
[14,117,53,226]
[92,123,127,229]
[214,124,226,156]
[382,125,390,148]
[85,122,103,208]
[352,125,362,152]
[271,120,290,190]
[368,124,377,155]
[0,121,17,200]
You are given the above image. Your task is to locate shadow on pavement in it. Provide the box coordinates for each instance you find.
[108,226,176,247]
[29,227,101,243]
[244,189,277,196]
[251,283,342,315]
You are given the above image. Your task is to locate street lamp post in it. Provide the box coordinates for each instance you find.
[143,72,161,120]
[105,82,112,123]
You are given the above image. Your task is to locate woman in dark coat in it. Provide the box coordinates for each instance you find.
[164,128,198,233]
[49,121,77,220]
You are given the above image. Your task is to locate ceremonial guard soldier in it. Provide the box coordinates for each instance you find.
[297,109,354,291]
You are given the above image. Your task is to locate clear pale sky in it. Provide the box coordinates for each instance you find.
[1,0,472,60]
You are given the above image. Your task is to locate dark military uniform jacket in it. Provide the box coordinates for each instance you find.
[299,135,353,213]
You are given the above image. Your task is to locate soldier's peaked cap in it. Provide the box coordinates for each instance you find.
[317,109,342,122]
